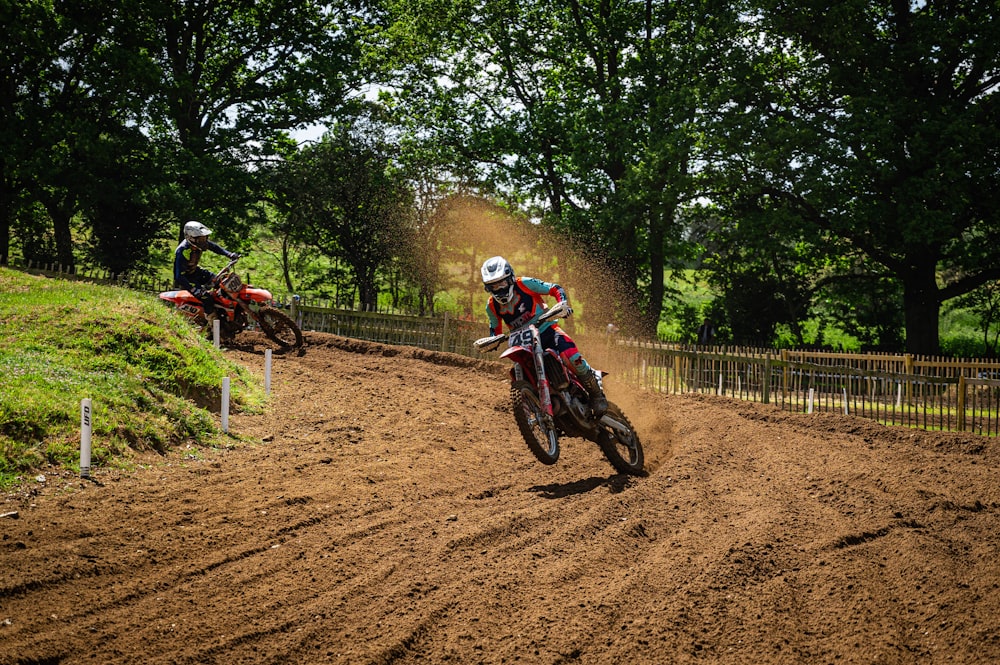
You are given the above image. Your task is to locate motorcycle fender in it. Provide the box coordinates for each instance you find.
[159,289,198,303]
[159,291,203,318]
[499,346,531,362]
[502,347,536,384]
[241,286,274,302]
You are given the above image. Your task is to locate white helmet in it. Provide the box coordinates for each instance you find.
[481,256,516,305]
[183,220,211,248]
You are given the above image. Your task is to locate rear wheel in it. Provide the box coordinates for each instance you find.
[511,380,559,465]
[596,403,645,475]
[257,307,303,348]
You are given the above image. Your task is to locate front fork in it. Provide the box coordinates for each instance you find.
[529,325,554,417]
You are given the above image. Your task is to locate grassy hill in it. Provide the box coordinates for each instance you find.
[0,267,266,489]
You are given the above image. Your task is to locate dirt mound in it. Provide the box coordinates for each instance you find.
[3,330,1000,664]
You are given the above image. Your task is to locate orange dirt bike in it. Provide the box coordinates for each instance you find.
[474,300,644,475]
[159,257,303,349]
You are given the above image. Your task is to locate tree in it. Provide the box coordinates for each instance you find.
[139,0,371,244]
[277,124,414,311]
[0,0,155,269]
[698,201,816,346]
[376,0,741,332]
[1,0,373,271]
[709,0,1000,354]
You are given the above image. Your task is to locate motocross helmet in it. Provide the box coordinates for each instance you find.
[183,220,211,249]
[481,256,516,305]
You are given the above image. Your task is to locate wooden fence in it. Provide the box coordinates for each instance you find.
[9,262,1000,437]
[287,302,1000,437]
[8,259,174,293]
[291,303,483,356]
[591,341,1000,437]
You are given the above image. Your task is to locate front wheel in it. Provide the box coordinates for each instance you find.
[596,403,645,475]
[511,380,560,465]
[257,307,303,349]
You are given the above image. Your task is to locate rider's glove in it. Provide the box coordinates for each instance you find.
[229,252,241,260]
[563,302,574,317]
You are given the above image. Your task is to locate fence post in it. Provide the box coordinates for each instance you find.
[781,349,789,401]
[957,375,966,432]
[441,311,450,352]
[905,354,914,404]
[762,354,772,404]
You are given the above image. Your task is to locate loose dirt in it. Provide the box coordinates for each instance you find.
[3,331,999,664]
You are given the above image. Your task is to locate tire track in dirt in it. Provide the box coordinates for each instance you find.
[3,331,1000,664]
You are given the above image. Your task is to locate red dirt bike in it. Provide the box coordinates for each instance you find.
[474,300,644,475]
[159,257,303,349]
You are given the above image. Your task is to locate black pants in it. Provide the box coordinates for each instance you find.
[182,267,218,314]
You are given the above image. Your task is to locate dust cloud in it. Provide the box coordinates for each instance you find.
[431,195,645,339]
[425,195,670,466]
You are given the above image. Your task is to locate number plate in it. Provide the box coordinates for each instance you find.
[508,329,534,348]
[222,273,242,292]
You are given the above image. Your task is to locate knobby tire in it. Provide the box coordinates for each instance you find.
[596,403,645,475]
[510,380,559,465]
[257,307,303,349]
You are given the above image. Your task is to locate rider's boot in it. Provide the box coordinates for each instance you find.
[579,369,608,417]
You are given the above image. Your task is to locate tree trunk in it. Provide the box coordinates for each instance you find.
[281,233,296,294]
[0,209,9,266]
[0,169,12,265]
[646,207,667,335]
[901,268,941,355]
[48,207,75,272]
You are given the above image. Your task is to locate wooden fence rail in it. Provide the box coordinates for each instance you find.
[592,341,1000,437]
[10,262,1000,437]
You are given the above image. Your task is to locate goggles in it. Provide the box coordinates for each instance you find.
[485,276,514,296]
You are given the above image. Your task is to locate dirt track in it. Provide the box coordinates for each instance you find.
[3,330,1000,665]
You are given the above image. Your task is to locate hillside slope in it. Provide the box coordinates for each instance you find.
[2,331,999,665]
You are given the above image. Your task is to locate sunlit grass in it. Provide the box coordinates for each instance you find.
[0,268,267,489]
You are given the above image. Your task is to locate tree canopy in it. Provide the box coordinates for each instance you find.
[3,0,999,354]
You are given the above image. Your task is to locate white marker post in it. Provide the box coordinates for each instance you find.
[221,377,230,433]
[80,398,92,478]
[213,319,221,349]
[264,349,272,395]
[807,388,815,414]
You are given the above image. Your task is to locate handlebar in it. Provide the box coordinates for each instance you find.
[473,334,506,351]
[213,256,241,282]
[539,300,572,322]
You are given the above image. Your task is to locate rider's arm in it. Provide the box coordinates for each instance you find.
[486,299,502,336]
[207,240,238,260]
[519,277,567,303]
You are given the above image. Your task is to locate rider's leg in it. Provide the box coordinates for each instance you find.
[545,326,608,416]
[195,287,219,327]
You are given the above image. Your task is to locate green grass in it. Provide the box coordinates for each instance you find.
[0,267,267,489]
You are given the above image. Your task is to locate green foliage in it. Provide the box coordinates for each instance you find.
[0,267,266,488]
[705,0,1000,354]
[376,0,742,330]
[273,122,416,311]
[5,0,999,360]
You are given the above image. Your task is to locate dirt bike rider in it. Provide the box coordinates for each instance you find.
[481,256,608,416]
[173,221,240,327]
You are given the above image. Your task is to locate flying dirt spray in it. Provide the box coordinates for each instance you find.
[424,195,646,340]
[419,195,670,471]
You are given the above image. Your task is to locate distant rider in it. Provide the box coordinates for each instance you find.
[173,221,239,327]
[480,256,608,416]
